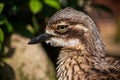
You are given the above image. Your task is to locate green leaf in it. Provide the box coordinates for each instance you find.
[27,16,40,35]
[44,0,61,9]
[26,24,35,35]
[29,0,43,14]
[6,22,13,33]
[0,28,4,43]
[4,18,13,33]
[32,16,39,32]
[0,3,5,13]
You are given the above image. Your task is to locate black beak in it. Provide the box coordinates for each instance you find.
[28,33,52,44]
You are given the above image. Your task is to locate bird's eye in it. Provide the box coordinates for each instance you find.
[57,25,68,33]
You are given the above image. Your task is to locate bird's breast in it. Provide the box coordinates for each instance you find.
[57,51,112,80]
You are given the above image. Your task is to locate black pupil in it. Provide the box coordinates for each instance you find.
[61,26,65,29]
[59,25,67,30]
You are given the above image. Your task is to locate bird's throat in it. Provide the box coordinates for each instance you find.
[57,48,89,80]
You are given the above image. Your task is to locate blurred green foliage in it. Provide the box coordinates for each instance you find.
[0,0,62,52]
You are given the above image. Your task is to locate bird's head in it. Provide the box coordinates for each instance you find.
[28,7,105,51]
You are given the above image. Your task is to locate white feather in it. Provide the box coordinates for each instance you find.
[46,37,80,47]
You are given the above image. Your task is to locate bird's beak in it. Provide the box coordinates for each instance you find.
[28,33,52,44]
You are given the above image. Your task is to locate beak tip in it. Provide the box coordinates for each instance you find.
[28,41,32,45]
[28,38,39,45]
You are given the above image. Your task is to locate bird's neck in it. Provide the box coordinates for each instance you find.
[57,43,106,80]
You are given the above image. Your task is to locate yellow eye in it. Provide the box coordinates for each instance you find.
[58,25,68,33]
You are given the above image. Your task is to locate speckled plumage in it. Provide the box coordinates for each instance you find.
[28,7,120,80]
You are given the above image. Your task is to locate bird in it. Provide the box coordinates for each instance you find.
[28,7,120,80]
